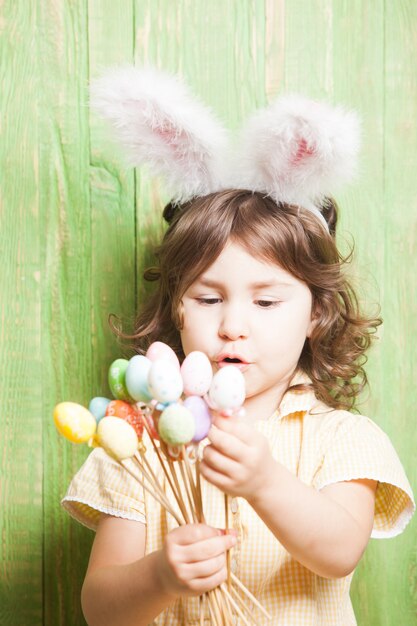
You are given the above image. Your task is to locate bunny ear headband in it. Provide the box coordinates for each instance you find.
[90,65,360,231]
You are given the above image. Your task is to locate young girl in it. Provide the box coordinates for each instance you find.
[62,67,415,626]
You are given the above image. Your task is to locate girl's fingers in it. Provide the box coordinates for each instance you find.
[207,424,249,460]
[188,566,228,594]
[180,532,236,563]
[169,523,220,546]
[180,552,227,580]
[212,415,255,445]
[203,444,242,476]
[199,461,234,492]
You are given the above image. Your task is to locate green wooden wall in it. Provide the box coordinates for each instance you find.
[1,1,416,624]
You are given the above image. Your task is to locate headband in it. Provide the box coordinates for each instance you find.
[90,65,360,231]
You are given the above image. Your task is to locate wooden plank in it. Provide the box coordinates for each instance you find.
[88,1,136,395]
[38,1,92,624]
[327,3,387,624]
[0,2,43,624]
[373,0,417,622]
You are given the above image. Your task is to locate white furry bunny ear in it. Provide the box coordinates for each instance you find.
[90,65,230,203]
[232,94,360,218]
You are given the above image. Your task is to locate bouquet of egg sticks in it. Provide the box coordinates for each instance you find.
[54,342,270,626]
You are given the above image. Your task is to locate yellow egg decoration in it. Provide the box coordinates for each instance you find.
[53,402,97,443]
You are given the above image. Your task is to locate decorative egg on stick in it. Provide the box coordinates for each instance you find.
[108,358,134,402]
[207,364,246,588]
[208,365,246,417]
[181,351,213,396]
[146,341,180,369]
[125,355,153,403]
[54,402,97,444]
[53,340,268,622]
[94,416,139,460]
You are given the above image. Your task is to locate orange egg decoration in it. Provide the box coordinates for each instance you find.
[105,400,144,439]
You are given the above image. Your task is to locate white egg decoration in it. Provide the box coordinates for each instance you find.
[181,351,213,396]
[208,366,246,411]
[148,359,183,404]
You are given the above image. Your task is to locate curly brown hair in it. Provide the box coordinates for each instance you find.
[112,189,381,411]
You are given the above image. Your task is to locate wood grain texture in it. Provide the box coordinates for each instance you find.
[38,1,93,624]
[0,2,43,624]
[0,1,416,624]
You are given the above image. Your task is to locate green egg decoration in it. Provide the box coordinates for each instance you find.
[158,403,195,445]
[108,358,133,402]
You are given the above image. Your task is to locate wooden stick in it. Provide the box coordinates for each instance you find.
[178,458,198,523]
[134,450,178,517]
[224,494,231,589]
[228,584,258,621]
[230,573,271,619]
[206,593,219,626]
[210,588,227,626]
[199,594,205,626]
[166,455,191,524]
[215,586,234,625]
[220,584,253,626]
[195,457,204,514]
[119,460,182,525]
[122,459,173,516]
[140,415,185,515]
[182,446,205,523]
[132,453,169,504]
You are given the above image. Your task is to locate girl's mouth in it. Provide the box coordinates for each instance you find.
[216,355,251,371]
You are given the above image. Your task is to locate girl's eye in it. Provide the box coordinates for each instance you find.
[196,297,222,305]
[256,300,280,308]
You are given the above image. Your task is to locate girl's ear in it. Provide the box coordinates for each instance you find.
[232,94,360,212]
[307,300,322,338]
[90,65,230,203]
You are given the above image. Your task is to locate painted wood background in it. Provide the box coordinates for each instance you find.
[1,1,416,624]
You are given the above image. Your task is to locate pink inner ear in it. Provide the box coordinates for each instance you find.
[291,137,315,165]
[154,123,187,149]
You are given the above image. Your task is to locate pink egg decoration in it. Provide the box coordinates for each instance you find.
[146,341,180,370]
[181,351,213,396]
[183,396,213,442]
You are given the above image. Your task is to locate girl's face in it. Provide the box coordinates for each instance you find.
[180,241,315,420]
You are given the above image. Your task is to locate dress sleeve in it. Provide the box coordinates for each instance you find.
[61,447,146,531]
[313,415,415,538]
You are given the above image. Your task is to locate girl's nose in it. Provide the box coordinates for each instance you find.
[218,306,249,341]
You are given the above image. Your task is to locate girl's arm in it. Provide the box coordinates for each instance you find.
[81,515,236,626]
[201,416,377,580]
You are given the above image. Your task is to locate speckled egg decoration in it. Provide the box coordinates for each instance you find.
[97,416,138,460]
[108,359,133,402]
[146,341,180,369]
[183,395,212,442]
[125,355,153,402]
[54,402,97,443]
[208,366,246,411]
[181,351,213,396]
[148,359,183,404]
[158,403,195,445]
[105,400,144,439]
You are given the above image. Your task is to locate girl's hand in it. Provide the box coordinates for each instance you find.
[157,524,236,597]
[200,415,276,501]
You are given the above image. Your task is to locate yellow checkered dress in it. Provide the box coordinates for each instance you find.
[62,374,415,625]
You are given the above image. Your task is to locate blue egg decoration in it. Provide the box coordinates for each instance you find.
[125,355,153,403]
[88,396,112,423]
